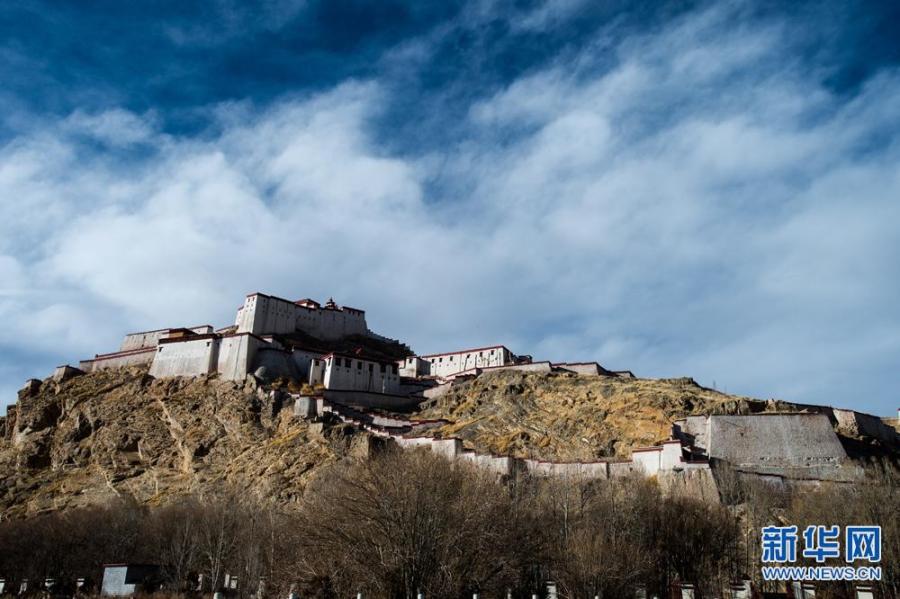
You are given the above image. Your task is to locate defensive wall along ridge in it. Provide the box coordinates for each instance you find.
[291,390,874,496]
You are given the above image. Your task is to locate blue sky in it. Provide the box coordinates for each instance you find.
[1,0,899,415]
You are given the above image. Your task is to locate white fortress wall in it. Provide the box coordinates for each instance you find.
[399,356,430,378]
[422,345,514,378]
[318,305,367,339]
[460,452,514,476]
[486,361,552,374]
[323,355,400,393]
[440,361,552,382]
[706,414,847,467]
[120,325,215,352]
[553,362,616,376]
[422,381,453,399]
[555,363,602,375]
[631,447,663,475]
[149,336,219,378]
[661,441,685,469]
[253,347,300,379]
[523,459,609,479]
[608,461,638,477]
[217,333,265,381]
[79,347,157,373]
[235,294,299,336]
[290,349,326,381]
[308,358,326,386]
[235,293,369,340]
[120,329,170,352]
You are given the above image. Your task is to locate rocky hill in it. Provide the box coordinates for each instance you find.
[414,370,770,460]
[413,370,899,461]
[1,367,895,518]
[0,368,370,518]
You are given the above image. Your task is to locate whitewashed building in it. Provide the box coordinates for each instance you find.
[310,353,401,394]
[400,345,522,379]
[234,293,370,340]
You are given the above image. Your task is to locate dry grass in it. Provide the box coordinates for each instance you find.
[414,370,766,460]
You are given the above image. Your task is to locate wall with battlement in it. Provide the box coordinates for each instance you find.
[234,293,368,340]
[120,325,213,352]
[443,361,553,381]
[149,336,219,378]
[706,413,847,466]
[323,354,400,394]
[296,394,717,493]
[553,362,616,376]
[79,347,156,373]
[674,414,857,482]
[217,333,264,381]
[417,346,516,379]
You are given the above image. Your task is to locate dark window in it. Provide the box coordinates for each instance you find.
[391,365,398,374]
[368,364,373,372]
[344,358,351,367]
[380,364,386,373]
[357,361,362,370]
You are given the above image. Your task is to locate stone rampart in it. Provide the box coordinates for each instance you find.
[79,347,156,373]
[149,336,219,378]
[553,362,616,376]
[705,413,847,467]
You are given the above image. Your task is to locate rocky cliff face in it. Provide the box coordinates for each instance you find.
[413,371,770,460]
[0,368,367,518]
[1,367,895,518]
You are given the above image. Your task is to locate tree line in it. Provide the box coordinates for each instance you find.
[0,449,896,599]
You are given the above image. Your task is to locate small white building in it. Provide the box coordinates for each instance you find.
[630,441,686,475]
[401,345,521,379]
[310,353,401,394]
[100,565,160,596]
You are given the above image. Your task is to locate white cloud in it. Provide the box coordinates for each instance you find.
[63,108,159,147]
[2,4,899,415]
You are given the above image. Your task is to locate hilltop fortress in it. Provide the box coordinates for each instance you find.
[19,291,900,496]
[73,291,616,396]
[77,292,405,391]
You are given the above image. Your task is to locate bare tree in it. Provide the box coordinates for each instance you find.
[291,449,532,599]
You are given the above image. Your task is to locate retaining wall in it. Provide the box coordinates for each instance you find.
[705,414,848,467]
[553,362,616,376]
[79,347,156,373]
[149,337,219,378]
